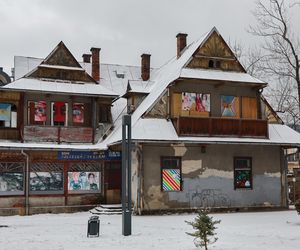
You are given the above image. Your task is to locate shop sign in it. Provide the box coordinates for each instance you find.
[57,150,121,161]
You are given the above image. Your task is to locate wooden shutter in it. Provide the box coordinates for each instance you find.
[242,97,257,119]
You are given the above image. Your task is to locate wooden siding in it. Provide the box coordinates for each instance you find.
[0,128,20,140]
[242,97,257,119]
[23,126,93,143]
[172,116,268,138]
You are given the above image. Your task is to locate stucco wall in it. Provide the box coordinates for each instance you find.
[141,143,283,211]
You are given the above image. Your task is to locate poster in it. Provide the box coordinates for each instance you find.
[72,103,84,123]
[0,103,11,121]
[30,172,63,191]
[162,169,181,191]
[34,101,47,122]
[235,170,251,188]
[221,95,239,117]
[68,172,99,191]
[0,173,23,192]
[181,92,210,112]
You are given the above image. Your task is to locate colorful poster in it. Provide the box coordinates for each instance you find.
[30,172,63,191]
[221,96,239,117]
[235,170,251,188]
[162,169,181,191]
[0,103,11,121]
[68,172,99,191]
[72,103,84,123]
[182,92,210,112]
[34,101,47,122]
[0,173,23,192]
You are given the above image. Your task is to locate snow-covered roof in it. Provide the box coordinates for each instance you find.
[126,80,156,94]
[2,77,118,97]
[0,141,107,151]
[38,64,85,71]
[106,118,300,147]
[180,68,266,85]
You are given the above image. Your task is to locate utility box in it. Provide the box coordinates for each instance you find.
[87,216,100,237]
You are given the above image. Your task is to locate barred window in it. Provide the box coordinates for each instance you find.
[234,157,252,189]
[161,157,182,192]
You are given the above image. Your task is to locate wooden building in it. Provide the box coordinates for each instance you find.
[1,27,300,215]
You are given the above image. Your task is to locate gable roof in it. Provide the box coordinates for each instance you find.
[105,27,268,145]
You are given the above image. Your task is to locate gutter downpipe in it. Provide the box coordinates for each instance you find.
[21,150,29,215]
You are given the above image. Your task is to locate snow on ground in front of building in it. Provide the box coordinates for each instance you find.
[0,210,300,250]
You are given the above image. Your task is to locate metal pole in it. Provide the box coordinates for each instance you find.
[122,115,131,236]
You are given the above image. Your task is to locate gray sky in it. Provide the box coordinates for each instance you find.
[0,0,299,75]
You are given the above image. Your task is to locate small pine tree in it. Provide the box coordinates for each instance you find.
[185,210,221,250]
[295,200,300,215]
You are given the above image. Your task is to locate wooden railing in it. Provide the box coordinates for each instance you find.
[23,126,93,143]
[172,116,268,138]
[0,128,20,141]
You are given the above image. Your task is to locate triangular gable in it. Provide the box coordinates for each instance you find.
[261,95,284,124]
[186,27,246,73]
[42,41,82,68]
[25,41,97,83]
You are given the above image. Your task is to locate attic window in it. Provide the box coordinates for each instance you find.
[208,59,221,69]
[115,70,125,79]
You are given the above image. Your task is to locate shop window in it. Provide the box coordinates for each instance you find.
[28,101,47,125]
[99,105,110,123]
[161,157,182,191]
[234,157,252,189]
[51,102,68,126]
[0,162,24,195]
[68,163,101,193]
[0,103,17,128]
[72,103,84,124]
[221,95,240,118]
[30,163,63,194]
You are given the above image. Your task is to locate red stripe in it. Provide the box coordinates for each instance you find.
[163,171,180,190]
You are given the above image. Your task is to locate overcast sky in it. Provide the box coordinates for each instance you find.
[0,0,299,75]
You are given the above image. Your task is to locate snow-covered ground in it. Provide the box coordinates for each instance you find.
[0,210,299,250]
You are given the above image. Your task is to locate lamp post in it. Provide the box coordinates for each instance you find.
[122,115,132,236]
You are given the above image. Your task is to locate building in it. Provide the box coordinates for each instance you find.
[1,27,300,215]
[0,67,11,86]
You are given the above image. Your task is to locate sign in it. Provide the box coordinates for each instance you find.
[57,150,121,161]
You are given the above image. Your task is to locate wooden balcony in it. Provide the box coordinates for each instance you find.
[172,116,268,138]
[23,126,93,143]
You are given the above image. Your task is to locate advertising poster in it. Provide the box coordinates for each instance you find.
[34,101,47,122]
[68,172,99,191]
[30,172,63,191]
[0,173,23,192]
[221,95,239,117]
[182,92,210,112]
[0,103,11,121]
[72,103,84,123]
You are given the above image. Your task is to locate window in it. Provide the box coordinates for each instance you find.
[234,157,252,189]
[72,103,84,124]
[99,105,110,123]
[0,162,24,195]
[182,92,211,117]
[208,59,221,69]
[161,157,182,191]
[51,102,68,126]
[28,101,47,125]
[208,60,214,68]
[68,163,101,193]
[30,162,64,194]
[0,103,17,128]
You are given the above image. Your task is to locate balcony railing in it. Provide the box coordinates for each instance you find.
[172,116,268,138]
[23,126,93,143]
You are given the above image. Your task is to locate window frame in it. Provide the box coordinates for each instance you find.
[160,156,182,192]
[233,157,253,190]
[0,102,17,128]
[27,100,47,125]
[51,101,68,126]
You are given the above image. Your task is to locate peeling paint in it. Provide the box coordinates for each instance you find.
[172,144,187,156]
[264,172,281,178]
[146,185,168,209]
[182,160,203,174]
[200,169,233,179]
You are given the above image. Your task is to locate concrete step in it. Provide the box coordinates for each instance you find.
[90,204,122,215]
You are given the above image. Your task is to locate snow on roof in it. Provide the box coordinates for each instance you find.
[0,141,107,151]
[2,78,118,97]
[126,80,156,94]
[180,68,266,85]
[38,64,85,71]
[107,118,300,147]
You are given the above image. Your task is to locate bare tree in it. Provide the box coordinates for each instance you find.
[248,0,300,126]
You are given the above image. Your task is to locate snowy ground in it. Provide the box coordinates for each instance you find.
[0,210,300,250]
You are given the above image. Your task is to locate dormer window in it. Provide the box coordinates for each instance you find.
[208,60,214,68]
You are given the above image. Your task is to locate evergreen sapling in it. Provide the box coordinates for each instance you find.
[185,210,221,250]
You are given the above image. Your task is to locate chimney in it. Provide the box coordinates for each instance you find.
[176,33,188,58]
[141,54,151,81]
[90,47,101,81]
[82,54,92,63]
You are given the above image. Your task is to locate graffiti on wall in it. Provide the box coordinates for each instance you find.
[188,189,231,207]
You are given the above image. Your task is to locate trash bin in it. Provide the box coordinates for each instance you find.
[87,216,100,237]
